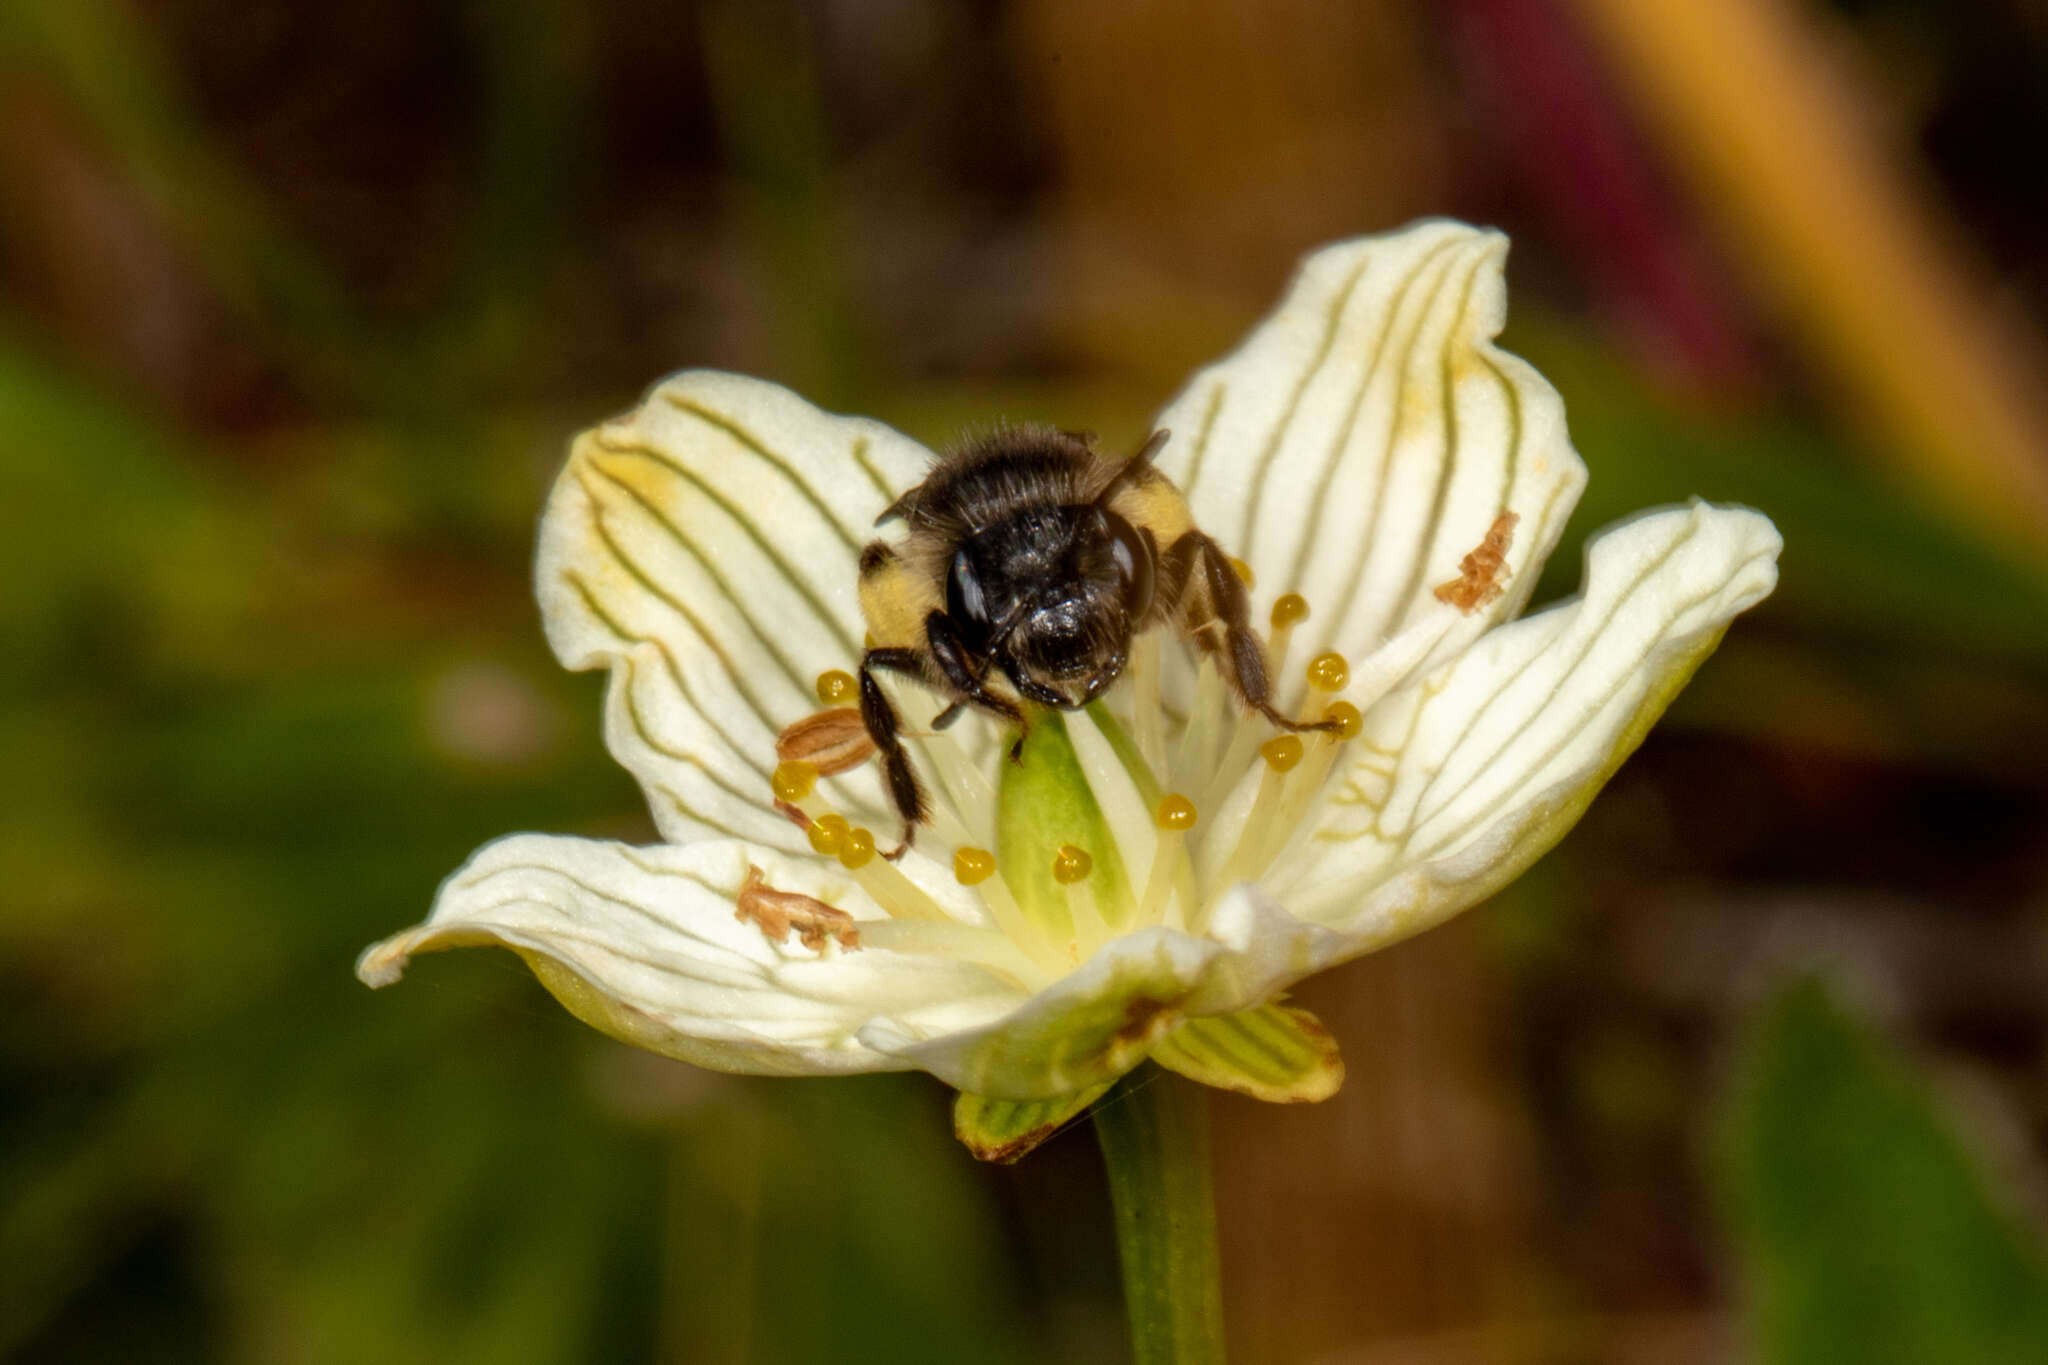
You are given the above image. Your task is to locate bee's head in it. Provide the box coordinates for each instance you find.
[947,505,1156,709]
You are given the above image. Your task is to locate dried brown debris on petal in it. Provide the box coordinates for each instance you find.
[775,707,876,776]
[1434,511,1519,613]
[735,865,862,952]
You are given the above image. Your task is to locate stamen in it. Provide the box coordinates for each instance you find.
[815,669,858,705]
[1216,736,1302,890]
[735,865,862,953]
[1304,650,1350,696]
[1128,631,1166,774]
[1055,844,1112,949]
[837,826,961,925]
[1198,592,1314,814]
[767,755,967,928]
[1261,700,1362,869]
[1265,594,1311,702]
[807,812,849,857]
[1053,844,1094,883]
[953,846,995,885]
[771,761,818,804]
[1176,659,1226,793]
[956,845,1056,964]
[776,707,873,775]
[1136,794,1197,929]
[920,730,997,845]
[837,826,876,869]
[1260,734,1304,773]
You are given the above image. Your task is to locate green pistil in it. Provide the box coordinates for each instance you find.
[997,710,1132,944]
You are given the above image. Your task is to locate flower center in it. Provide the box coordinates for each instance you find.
[762,591,1421,988]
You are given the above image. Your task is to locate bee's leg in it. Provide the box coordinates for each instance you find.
[1164,531,1342,735]
[858,648,931,856]
[924,612,1031,760]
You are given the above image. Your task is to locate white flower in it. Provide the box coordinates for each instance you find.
[359,221,1779,1158]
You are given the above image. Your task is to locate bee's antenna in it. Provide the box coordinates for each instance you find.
[1093,428,1170,505]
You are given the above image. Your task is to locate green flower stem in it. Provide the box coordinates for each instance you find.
[1094,1067,1226,1365]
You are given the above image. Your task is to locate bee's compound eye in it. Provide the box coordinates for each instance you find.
[1104,511,1155,619]
[946,547,995,655]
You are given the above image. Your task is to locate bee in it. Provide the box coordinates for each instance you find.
[854,424,1338,854]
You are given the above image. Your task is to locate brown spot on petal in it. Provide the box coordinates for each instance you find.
[1434,511,1518,613]
[775,707,877,776]
[735,865,862,952]
[774,799,810,829]
[1115,995,1180,1049]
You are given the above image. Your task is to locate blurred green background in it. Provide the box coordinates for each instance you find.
[5,1,2048,1361]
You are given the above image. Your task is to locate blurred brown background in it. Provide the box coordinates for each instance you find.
[6,1,2048,1362]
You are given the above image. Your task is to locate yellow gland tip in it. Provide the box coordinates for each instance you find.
[1227,556,1255,587]
[816,812,850,836]
[838,826,876,869]
[771,761,817,802]
[1260,734,1304,772]
[953,846,996,885]
[1323,700,1363,739]
[1305,651,1350,692]
[1052,844,1094,884]
[807,820,844,856]
[1156,794,1198,831]
[815,669,857,705]
[1269,593,1310,629]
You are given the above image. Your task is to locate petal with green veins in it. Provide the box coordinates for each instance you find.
[1271,501,1781,946]
[357,834,1024,1076]
[954,1081,1114,1163]
[536,371,936,847]
[1152,1004,1344,1103]
[1151,220,1586,688]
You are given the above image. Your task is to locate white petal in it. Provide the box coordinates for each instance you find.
[1275,502,1781,942]
[1151,220,1587,688]
[855,898,1356,1100]
[357,834,1022,1077]
[535,372,934,847]
[858,927,1226,1100]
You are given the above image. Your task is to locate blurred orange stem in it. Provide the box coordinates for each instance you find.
[1566,0,2048,555]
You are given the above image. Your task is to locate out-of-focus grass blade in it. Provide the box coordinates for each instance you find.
[0,0,358,354]
[1719,980,2048,1365]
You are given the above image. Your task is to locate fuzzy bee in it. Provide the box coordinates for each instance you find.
[853,425,1337,854]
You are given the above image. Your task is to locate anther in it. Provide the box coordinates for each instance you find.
[1260,735,1304,773]
[954,846,996,886]
[771,761,817,803]
[1156,794,1198,830]
[1323,700,1363,739]
[1052,845,1094,885]
[1305,651,1350,693]
[1227,556,1255,587]
[1269,593,1310,630]
[838,826,877,869]
[815,669,858,705]
[1140,795,1199,930]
